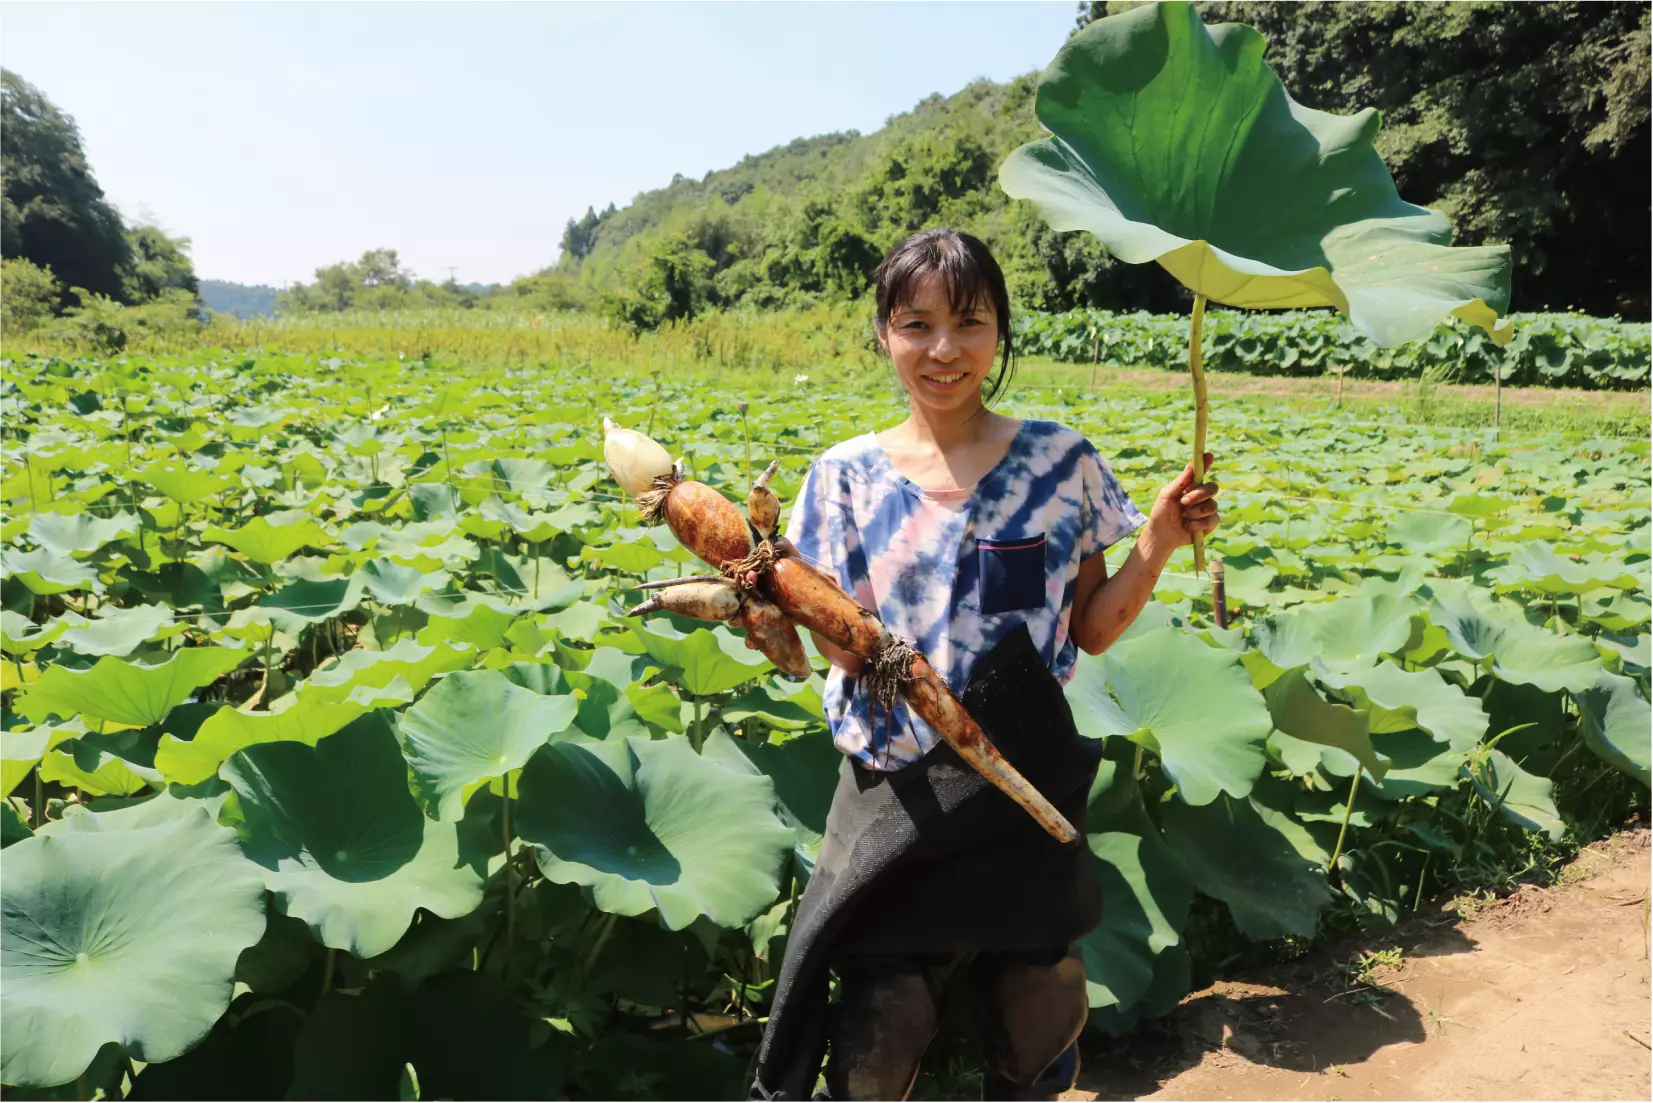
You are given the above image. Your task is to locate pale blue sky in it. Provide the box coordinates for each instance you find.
[1,1,1077,286]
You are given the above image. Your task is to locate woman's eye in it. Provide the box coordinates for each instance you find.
[901,321,927,330]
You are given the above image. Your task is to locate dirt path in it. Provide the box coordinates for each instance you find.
[1067,830,1652,1102]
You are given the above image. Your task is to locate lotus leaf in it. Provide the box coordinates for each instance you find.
[1064,627,1270,805]
[630,623,771,696]
[0,807,266,1087]
[1313,661,1487,750]
[1254,587,1422,673]
[1161,788,1332,939]
[1260,666,1389,780]
[25,512,138,559]
[1430,586,1603,692]
[1,547,101,595]
[998,1,1511,346]
[1462,748,1565,841]
[516,736,793,930]
[202,511,334,564]
[1575,672,1651,787]
[398,668,579,822]
[220,713,488,957]
[55,603,180,657]
[16,645,249,727]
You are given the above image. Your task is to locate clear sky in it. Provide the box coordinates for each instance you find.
[1,1,1078,287]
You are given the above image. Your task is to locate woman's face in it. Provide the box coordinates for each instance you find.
[879,272,1000,417]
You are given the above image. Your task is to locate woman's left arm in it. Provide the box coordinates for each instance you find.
[1071,453,1220,656]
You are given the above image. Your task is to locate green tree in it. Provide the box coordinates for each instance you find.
[1,70,130,305]
[0,256,60,333]
[121,224,199,303]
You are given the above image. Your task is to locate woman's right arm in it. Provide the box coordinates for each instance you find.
[810,630,865,676]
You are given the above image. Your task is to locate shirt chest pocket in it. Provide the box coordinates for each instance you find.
[977,534,1048,615]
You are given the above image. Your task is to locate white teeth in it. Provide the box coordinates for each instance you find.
[929,373,965,384]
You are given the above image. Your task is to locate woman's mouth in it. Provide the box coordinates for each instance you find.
[923,371,969,390]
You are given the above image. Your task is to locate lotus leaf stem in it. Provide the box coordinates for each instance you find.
[1328,769,1362,874]
[1189,294,1209,576]
[502,782,516,981]
[320,947,336,1001]
[583,911,619,976]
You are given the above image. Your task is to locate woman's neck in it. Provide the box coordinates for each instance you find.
[897,396,993,450]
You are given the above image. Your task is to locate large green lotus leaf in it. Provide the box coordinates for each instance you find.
[220,713,487,958]
[701,726,840,874]
[26,511,138,558]
[415,596,521,651]
[39,730,160,796]
[2,720,82,796]
[1,547,101,595]
[516,736,793,930]
[1065,627,1269,805]
[1429,587,1603,692]
[1383,512,1473,556]
[15,646,249,727]
[0,807,266,1087]
[630,623,771,696]
[1260,665,1388,780]
[155,678,414,785]
[139,460,236,504]
[250,575,365,633]
[998,1,1511,346]
[1462,748,1565,841]
[1160,788,1332,940]
[356,559,452,605]
[1076,777,1193,1012]
[1,609,68,654]
[308,638,473,697]
[1363,728,1468,798]
[1486,542,1641,597]
[202,511,334,564]
[1575,672,1651,788]
[398,668,579,822]
[54,603,181,658]
[1313,661,1487,751]
[1254,588,1421,674]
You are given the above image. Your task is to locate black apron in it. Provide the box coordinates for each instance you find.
[751,623,1102,1100]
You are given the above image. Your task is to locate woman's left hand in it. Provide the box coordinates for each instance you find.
[1140,452,1220,561]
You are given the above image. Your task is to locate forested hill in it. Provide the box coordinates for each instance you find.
[199,279,278,318]
[548,1,1648,325]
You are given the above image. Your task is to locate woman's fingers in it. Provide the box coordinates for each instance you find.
[1180,480,1219,506]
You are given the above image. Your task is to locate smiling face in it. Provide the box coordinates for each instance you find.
[879,272,1002,417]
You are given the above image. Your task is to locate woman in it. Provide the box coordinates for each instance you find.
[750,229,1219,1102]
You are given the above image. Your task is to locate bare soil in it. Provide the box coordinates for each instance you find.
[1065,829,1653,1102]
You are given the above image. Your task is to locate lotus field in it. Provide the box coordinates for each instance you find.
[1,348,1649,1099]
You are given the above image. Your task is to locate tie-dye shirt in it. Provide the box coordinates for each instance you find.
[784,419,1148,771]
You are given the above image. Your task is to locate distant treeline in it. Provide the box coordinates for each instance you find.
[198,280,278,319]
[4,1,1647,345]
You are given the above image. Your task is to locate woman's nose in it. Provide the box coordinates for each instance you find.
[930,329,960,362]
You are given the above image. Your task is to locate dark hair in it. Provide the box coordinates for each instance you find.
[873,228,1016,405]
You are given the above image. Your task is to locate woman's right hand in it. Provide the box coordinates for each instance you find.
[811,630,865,676]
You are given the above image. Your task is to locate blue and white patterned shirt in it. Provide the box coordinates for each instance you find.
[784,419,1148,771]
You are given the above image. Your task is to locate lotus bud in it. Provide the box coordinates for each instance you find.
[602,417,674,496]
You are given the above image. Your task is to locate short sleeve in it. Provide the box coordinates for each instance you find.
[1079,442,1149,558]
[783,459,846,585]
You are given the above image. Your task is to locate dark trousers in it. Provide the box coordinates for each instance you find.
[821,946,1088,1102]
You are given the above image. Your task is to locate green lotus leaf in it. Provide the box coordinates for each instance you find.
[139,460,236,504]
[1486,542,1641,597]
[34,781,229,837]
[584,543,667,576]
[251,575,365,633]
[1087,943,1191,1037]
[1429,586,1603,692]
[1076,774,1193,1012]
[516,736,793,930]
[1,610,68,654]
[1596,633,1650,679]
[1462,748,1564,841]
[16,646,249,727]
[1254,587,1422,674]
[357,559,452,605]
[1313,661,1487,751]
[0,807,266,1087]
[1581,589,1651,633]
[1,547,100,595]
[1260,665,1389,780]
[415,596,521,651]
[2,720,82,796]
[155,678,414,786]
[25,511,138,559]
[1575,672,1651,788]
[1160,789,1332,940]
[718,684,823,731]
[701,726,840,876]
[627,680,687,732]
[1362,727,1470,798]
[1,802,31,848]
[307,638,473,697]
[398,668,579,822]
[202,511,334,564]
[220,713,488,957]
[55,604,179,658]
[1065,627,1270,805]
[998,1,1511,346]
[39,731,160,796]
[630,623,771,696]
[1383,512,1473,556]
